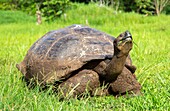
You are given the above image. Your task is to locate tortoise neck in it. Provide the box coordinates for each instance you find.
[104,53,128,82]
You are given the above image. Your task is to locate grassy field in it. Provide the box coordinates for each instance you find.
[0,3,170,111]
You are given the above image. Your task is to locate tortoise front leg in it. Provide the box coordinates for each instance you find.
[109,67,141,97]
[58,70,100,99]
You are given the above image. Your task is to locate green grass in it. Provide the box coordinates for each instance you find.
[0,3,170,111]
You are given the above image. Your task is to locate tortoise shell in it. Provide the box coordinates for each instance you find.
[17,24,118,84]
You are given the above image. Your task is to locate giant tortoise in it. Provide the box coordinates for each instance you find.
[17,24,141,98]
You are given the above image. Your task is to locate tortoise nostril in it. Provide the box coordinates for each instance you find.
[125,31,132,39]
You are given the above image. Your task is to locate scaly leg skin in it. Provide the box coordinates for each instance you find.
[58,70,100,99]
[109,67,142,97]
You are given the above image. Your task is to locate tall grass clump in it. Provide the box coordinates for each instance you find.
[0,3,170,111]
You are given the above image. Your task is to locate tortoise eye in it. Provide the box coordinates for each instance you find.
[120,34,123,37]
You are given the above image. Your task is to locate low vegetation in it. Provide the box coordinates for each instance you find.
[0,3,170,110]
[0,0,170,21]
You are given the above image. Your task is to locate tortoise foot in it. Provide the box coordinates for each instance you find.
[109,67,141,96]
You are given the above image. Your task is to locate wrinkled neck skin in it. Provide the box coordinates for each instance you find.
[104,50,129,82]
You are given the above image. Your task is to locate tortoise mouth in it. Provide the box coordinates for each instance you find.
[118,36,132,46]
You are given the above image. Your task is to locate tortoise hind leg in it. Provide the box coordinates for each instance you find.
[109,67,141,97]
[58,70,100,99]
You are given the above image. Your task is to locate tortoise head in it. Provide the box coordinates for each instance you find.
[114,31,133,57]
